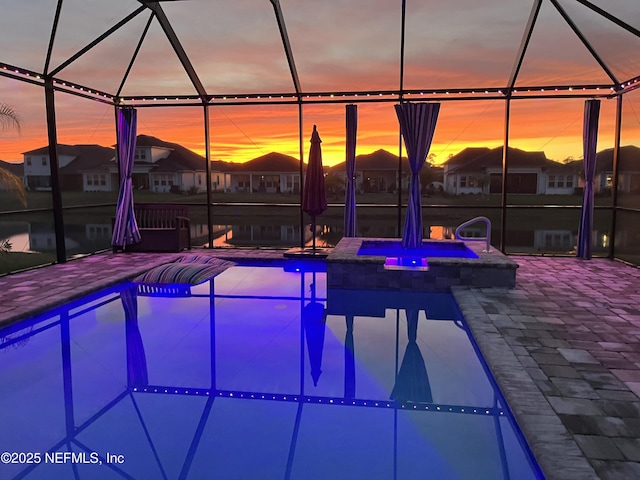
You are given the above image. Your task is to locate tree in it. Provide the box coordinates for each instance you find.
[0,103,27,207]
[476,172,491,197]
[324,171,345,197]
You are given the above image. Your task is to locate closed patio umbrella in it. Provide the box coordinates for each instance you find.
[302,125,328,251]
[577,99,600,260]
[111,108,141,251]
[303,281,326,386]
[395,103,440,249]
[344,104,358,237]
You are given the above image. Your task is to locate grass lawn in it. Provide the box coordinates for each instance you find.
[3,190,633,213]
[0,252,57,274]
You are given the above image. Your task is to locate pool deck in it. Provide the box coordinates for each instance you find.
[1,249,639,480]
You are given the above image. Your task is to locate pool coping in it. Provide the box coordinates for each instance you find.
[2,249,639,479]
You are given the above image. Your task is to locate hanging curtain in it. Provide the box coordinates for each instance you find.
[577,99,600,260]
[390,309,432,403]
[344,104,358,237]
[395,102,440,249]
[121,286,148,388]
[111,108,141,250]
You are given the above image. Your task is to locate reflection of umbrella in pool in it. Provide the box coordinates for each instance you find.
[121,285,148,388]
[344,315,356,399]
[303,283,326,386]
[390,309,432,403]
[302,125,328,251]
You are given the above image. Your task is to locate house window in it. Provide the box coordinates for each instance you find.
[198,174,202,185]
[26,157,31,166]
[41,157,47,166]
[460,176,467,188]
[87,176,93,186]
[548,175,556,188]
[100,175,106,186]
[153,174,173,187]
[566,176,573,188]
[263,175,278,188]
[557,176,565,188]
[134,149,147,160]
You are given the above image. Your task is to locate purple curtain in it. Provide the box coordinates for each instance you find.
[344,315,355,399]
[111,108,141,249]
[577,100,600,259]
[395,103,440,249]
[344,104,358,237]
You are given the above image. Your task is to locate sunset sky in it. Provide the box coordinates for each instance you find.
[1,0,639,166]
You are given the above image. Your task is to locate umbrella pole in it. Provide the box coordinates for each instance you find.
[311,215,316,251]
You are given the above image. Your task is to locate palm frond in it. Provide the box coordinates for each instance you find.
[0,168,27,207]
[0,103,21,132]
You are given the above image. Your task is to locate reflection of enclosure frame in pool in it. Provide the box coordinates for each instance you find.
[328,237,519,291]
[1,268,540,480]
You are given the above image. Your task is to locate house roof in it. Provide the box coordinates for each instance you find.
[445,146,574,174]
[133,135,229,173]
[332,149,409,171]
[443,147,491,168]
[138,135,208,173]
[60,145,115,173]
[0,160,23,176]
[229,152,301,173]
[21,144,115,173]
[595,145,640,173]
[22,144,85,156]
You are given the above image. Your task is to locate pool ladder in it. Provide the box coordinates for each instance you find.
[455,216,492,253]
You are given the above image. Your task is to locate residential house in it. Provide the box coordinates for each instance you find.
[444,146,579,195]
[129,135,229,193]
[331,149,411,193]
[22,144,115,191]
[21,135,230,193]
[226,152,301,194]
[591,145,640,194]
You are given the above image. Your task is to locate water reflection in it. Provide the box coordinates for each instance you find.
[390,309,433,404]
[0,218,620,254]
[0,264,543,480]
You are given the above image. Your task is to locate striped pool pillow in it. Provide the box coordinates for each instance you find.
[175,254,231,265]
[134,259,235,285]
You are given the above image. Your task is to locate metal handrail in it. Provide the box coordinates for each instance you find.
[455,216,492,253]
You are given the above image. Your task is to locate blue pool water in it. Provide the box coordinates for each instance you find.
[0,262,543,480]
[357,240,478,259]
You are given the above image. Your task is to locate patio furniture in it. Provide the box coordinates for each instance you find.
[114,203,191,253]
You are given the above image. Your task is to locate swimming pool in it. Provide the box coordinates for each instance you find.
[0,262,543,479]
